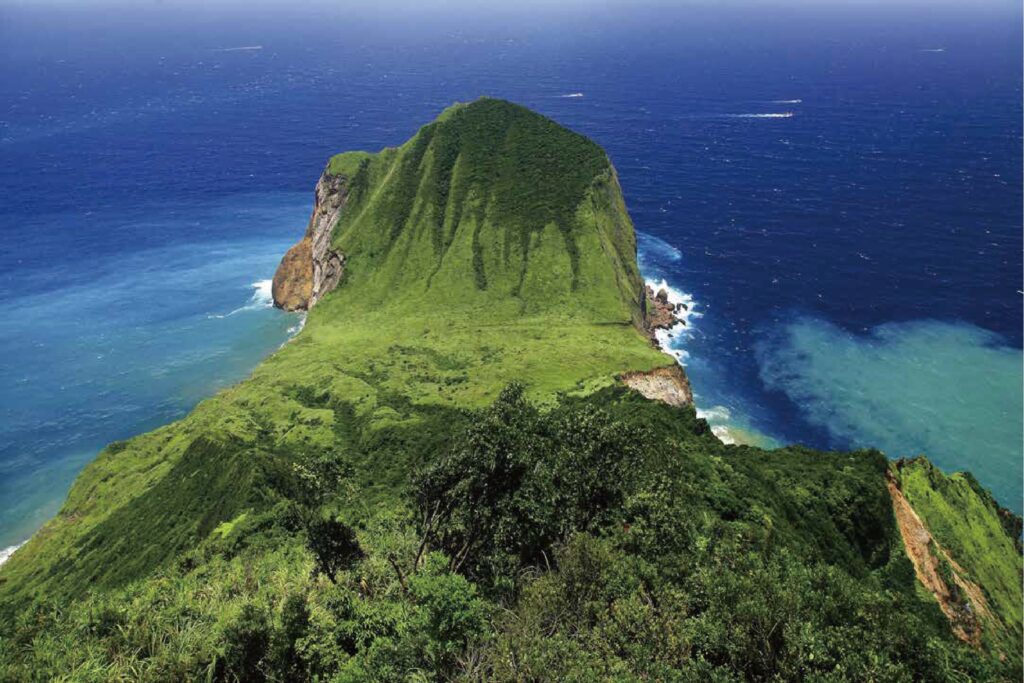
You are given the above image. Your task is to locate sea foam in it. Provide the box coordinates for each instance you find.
[251,279,274,307]
[637,232,683,265]
[637,231,778,449]
[0,542,24,567]
[210,279,276,319]
[645,277,699,365]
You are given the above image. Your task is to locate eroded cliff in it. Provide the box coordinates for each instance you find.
[619,364,693,407]
[272,170,348,311]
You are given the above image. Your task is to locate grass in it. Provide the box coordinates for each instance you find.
[896,457,1023,643]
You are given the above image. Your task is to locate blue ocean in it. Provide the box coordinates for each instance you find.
[1,1,1021,554]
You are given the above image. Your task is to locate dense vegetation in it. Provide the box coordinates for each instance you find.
[1,388,1018,681]
[1,99,1019,681]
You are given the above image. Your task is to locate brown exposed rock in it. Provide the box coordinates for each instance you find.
[886,471,993,645]
[642,284,679,343]
[272,237,314,311]
[619,364,693,407]
[272,168,350,311]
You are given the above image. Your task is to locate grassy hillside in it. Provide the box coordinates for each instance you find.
[0,99,1019,682]
[894,458,1022,650]
[0,98,666,613]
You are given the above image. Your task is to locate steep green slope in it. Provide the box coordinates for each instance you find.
[2,389,1018,681]
[323,99,644,320]
[0,99,1019,682]
[0,98,667,611]
[893,458,1022,650]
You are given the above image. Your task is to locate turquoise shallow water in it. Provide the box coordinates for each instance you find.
[0,194,307,549]
[756,318,1024,497]
[640,230,1024,512]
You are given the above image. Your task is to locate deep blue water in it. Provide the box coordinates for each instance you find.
[1,1,1021,551]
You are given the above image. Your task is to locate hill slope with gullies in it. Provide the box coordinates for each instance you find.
[0,99,1020,682]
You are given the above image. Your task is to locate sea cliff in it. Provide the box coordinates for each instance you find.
[272,170,348,311]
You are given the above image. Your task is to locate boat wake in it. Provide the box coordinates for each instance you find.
[727,112,794,119]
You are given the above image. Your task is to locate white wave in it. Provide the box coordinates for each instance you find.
[214,45,263,52]
[232,279,274,314]
[215,280,275,317]
[645,277,700,364]
[697,405,732,422]
[251,279,274,306]
[287,312,307,336]
[771,99,802,104]
[646,277,699,324]
[639,259,763,447]
[558,92,584,98]
[710,424,738,445]
[727,112,794,119]
[698,404,739,444]
[0,542,25,566]
[920,48,945,53]
[278,312,308,349]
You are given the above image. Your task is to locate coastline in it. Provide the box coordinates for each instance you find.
[0,231,754,571]
[0,543,24,567]
[638,237,778,449]
[0,272,304,571]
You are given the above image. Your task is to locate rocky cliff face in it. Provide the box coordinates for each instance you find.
[619,364,693,407]
[272,169,348,311]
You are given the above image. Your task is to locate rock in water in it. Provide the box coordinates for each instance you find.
[642,284,680,342]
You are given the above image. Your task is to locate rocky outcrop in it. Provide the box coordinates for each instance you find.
[641,284,687,345]
[619,364,693,407]
[272,169,349,311]
[629,287,695,408]
[272,238,314,311]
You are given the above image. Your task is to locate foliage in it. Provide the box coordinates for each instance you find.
[306,517,363,584]
[0,100,1019,681]
[415,383,648,589]
[0,389,1019,681]
[895,457,1023,650]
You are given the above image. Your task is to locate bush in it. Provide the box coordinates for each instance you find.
[222,604,271,681]
[306,517,364,583]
